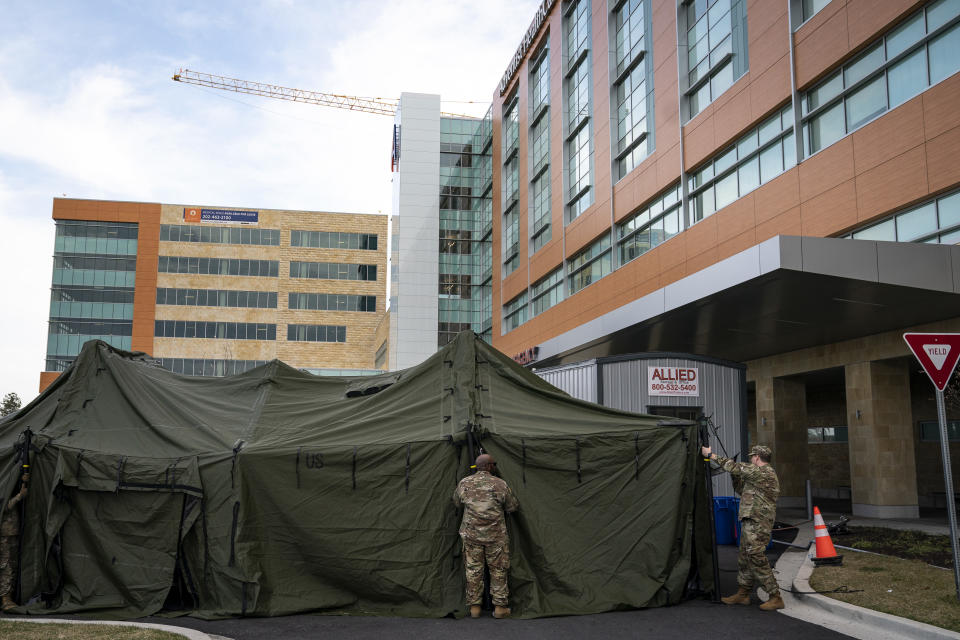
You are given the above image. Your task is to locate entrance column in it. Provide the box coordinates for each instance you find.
[756,376,809,507]
[844,359,919,518]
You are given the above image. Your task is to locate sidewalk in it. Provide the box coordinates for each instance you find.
[772,508,960,639]
[0,617,228,640]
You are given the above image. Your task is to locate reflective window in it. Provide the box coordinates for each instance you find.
[846,188,960,244]
[161,224,280,246]
[154,320,276,341]
[290,230,378,250]
[156,288,278,309]
[159,358,269,377]
[568,234,612,295]
[502,292,528,333]
[530,42,552,253]
[618,183,682,264]
[289,261,377,281]
[565,0,593,222]
[613,0,655,179]
[288,293,377,312]
[531,268,564,317]
[688,103,795,222]
[802,0,960,156]
[685,0,749,120]
[159,256,279,277]
[286,324,347,343]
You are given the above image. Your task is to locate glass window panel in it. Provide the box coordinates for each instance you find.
[938,192,960,228]
[714,147,737,175]
[844,44,883,87]
[737,129,759,158]
[852,218,896,241]
[845,75,887,130]
[941,228,960,244]
[805,71,842,114]
[783,132,797,169]
[886,12,925,59]
[887,48,927,108]
[714,171,738,210]
[896,203,937,241]
[758,115,781,146]
[927,0,956,32]
[807,102,845,154]
[738,155,760,195]
[710,60,734,99]
[759,142,784,183]
[929,23,960,84]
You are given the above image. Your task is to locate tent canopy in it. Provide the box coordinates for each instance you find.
[0,331,713,619]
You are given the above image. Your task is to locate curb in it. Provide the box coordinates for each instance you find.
[0,617,218,640]
[792,552,960,640]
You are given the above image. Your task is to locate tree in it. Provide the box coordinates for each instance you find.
[0,392,22,417]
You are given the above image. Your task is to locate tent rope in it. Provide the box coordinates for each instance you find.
[634,432,640,481]
[352,446,358,490]
[405,443,411,493]
[295,447,301,489]
[575,439,582,483]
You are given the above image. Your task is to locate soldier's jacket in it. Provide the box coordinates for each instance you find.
[453,470,519,543]
[715,456,779,527]
[0,489,25,537]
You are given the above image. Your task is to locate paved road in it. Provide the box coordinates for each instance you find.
[133,545,854,640]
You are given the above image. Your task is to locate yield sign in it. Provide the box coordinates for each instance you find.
[903,333,960,391]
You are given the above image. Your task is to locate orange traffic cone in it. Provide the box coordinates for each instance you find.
[812,506,843,566]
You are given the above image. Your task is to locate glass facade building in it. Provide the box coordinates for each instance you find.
[46,220,138,371]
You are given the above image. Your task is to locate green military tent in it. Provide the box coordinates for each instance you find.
[0,331,714,619]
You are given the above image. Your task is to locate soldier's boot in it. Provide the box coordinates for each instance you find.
[469,605,481,618]
[1,595,16,612]
[720,586,752,605]
[759,592,785,611]
[493,605,511,619]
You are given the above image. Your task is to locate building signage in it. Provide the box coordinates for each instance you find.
[183,208,259,224]
[498,0,557,95]
[513,346,539,365]
[648,366,699,397]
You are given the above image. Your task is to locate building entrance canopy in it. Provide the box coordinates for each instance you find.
[535,236,960,367]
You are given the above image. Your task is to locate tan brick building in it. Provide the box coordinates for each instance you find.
[485,0,960,518]
[42,198,388,390]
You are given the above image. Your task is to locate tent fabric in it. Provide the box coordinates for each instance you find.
[0,331,713,619]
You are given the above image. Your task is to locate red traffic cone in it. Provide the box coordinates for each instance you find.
[812,506,843,566]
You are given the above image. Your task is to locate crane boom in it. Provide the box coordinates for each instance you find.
[172,69,474,118]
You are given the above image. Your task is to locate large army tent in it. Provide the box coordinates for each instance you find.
[0,331,714,619]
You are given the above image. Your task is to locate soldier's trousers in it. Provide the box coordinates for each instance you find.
[737,518,778,595]
[461,536,509,606]
[0,535,16,598]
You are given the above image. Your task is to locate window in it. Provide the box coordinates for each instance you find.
[683,0,749,120]
[286,324,347,343]
[530,42,552,253]
[503,206,520,276]
[159,256,279,277]
[802,1,960,156]
[618,183,682,264]
[503,292,528,333]
[807,426,849,443]
[154,320,276,340]
[157,288,278,309]
[160,224,281,246]
[565,0,593,222]
[288,293,377,312]
[844,188,960,244]
[568,235,612,295]
[793,0,831,27]
[920,420,960,442]
[290,230,377,250]
[688,103,795,222]
[158,358,268,377]
[531,268,564,316]
[613,0,655,179]
[289,261,377,281]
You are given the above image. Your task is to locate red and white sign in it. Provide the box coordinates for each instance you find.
[903,333,960,391]
[648,366,699,397]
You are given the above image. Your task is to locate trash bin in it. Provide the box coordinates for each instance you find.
[712,496,739,545]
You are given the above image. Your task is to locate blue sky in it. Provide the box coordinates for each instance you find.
[0,0,540,404]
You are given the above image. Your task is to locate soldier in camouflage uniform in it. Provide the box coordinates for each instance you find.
[453,454,519,619]
[701,444,784,611]
[0,473,28,612]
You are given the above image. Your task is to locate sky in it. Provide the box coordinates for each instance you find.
[0,0,540,406]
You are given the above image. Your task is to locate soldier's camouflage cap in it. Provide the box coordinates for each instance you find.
[749,444,772,458]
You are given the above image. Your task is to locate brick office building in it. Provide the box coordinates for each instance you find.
[485,0,960,517]
[42,198,388,391]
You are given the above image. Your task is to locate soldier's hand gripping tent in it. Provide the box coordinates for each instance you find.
[0,331,713,619]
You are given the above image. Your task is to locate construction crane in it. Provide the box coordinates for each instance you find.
[172,69,474,118]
